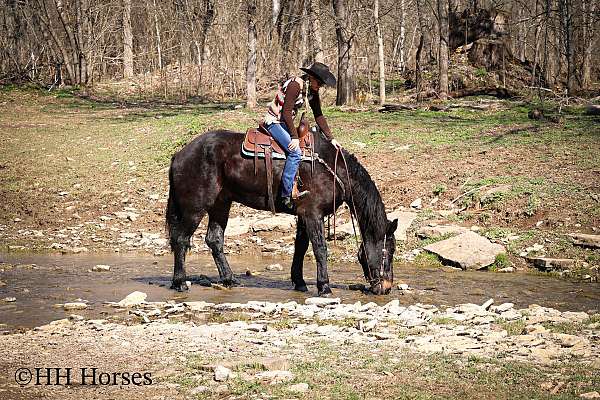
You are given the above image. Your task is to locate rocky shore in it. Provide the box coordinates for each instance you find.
[1,295,598,399]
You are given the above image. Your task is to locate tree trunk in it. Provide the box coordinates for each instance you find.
[299,0,309,67]
[198,0,215,85]
[152,0,162,70]
[246,0,257,108]
[123,0,134,78]
[399,0,406,72]
[332,0,354,105]
[272,0,280,25]
[374,0,385,105]
[581,0,594,88]
[415,0,426,101]
[559,0,577,94]
[438,0,449,99]
[309,0,324,63]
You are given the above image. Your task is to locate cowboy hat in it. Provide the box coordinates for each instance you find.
[300,62,336,87]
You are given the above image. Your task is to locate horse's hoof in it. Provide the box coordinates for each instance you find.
[170,281,189,292]
[221,277,240,287]
[318,285,332,297]
[294,284,308,292]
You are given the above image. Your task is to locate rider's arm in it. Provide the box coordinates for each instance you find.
[281,81,301,139]
[308,89,333,141]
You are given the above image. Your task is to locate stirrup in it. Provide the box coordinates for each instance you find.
[292,190,310,200]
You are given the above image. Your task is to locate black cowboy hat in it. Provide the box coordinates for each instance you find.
[300,62,337,87]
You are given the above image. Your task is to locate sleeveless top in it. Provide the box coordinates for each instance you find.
[264,76,305,125]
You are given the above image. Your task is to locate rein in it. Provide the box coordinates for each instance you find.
[332,147,360,249]
[331,146,388,289]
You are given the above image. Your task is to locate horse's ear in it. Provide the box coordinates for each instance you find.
[387,218,398,236]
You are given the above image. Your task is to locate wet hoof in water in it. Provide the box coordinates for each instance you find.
[318,285,332,297]
[221,277,240,287]
[294,284,308,292]
[170,281,189,292]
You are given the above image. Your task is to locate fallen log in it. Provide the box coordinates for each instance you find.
[449,87,518,99]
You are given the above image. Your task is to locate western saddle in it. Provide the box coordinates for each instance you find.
[242,115,315,213]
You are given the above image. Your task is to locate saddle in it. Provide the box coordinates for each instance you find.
[241,115,315,213]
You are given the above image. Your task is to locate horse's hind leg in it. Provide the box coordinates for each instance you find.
[170,210,204,291]
[205,200,238,286]
[291,217,309,292]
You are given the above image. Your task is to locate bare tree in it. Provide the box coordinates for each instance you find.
[333,0,354,105]
[308,0,324,63]
[374,0,386,105]
[246,0,258,108]
[123,0,133,78]
[438,0,449,99]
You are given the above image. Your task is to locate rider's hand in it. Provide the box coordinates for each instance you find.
[288,138,300,151]
[331,138,342,150]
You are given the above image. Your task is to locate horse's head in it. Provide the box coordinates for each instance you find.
[358,218,398,295]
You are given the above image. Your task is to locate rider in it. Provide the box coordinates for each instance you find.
[264,62,342,212]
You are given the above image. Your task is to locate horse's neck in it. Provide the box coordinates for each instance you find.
[341,153,385,242]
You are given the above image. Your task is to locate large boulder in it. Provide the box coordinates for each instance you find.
[424,231,505,270]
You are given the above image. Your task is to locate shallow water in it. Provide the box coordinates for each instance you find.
[0,252,598,331]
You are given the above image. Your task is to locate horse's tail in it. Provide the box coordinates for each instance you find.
[165,156,180,248]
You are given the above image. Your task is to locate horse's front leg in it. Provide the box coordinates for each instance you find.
[291,217,309,292]
[304,216,332,296]
[205,202,239,286]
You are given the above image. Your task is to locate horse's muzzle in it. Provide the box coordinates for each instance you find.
[370,279,393,295]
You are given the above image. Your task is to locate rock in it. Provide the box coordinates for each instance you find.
[495,303,514,313]
[117,291,147,307]
[225,217,251,236]
[214,365,231,382]
[266,263,283,271]
[498,266,514,273]
[3,297,16,302]
[247,323,267,332]
[359,319,378,332]
[262,243,280,252]
[63,302,88,310]
[252,215,295,232]
[528,257,575,271]
[289,382,310,393]
[410,198,422,209]
[416,225,468,239]
[569,233,600,248]
[423,231,505,270]
[553,333,585,348]
[305,297,341,306]
[190,385,209,395]
[255,370,294,384]
[481,298,494,310]
[387,210,418,241]
[580,392,600,399]
[92,264,111,272]
[348,283,366,291]
[0,280,6,287]
[68,314,84,321]
[185,301,215,311]
[211,283,228,291]
[398,283,410,291]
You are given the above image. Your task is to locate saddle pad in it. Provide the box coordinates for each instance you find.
[241,144,314,161]
[242,127,314,161]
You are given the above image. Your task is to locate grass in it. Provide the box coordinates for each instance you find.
[1,86,599,270]
[414,252,444,268]
[500,320,526,336]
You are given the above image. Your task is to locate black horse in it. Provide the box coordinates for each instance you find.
[165,127,398,296]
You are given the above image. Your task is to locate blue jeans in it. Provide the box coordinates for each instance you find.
[266,122,302,198]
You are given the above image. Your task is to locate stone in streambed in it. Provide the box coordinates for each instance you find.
[423,231,505,270]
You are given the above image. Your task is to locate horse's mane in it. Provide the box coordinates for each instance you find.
[340,150,387,241]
